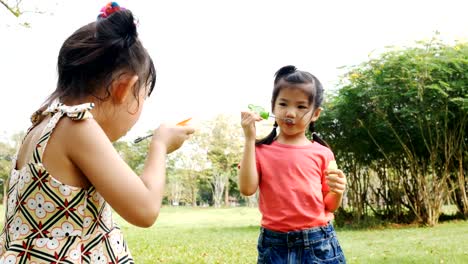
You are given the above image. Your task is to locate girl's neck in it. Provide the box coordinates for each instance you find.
[275,133,311,146]
[61,97,117,141]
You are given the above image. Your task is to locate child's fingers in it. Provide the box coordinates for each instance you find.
[326,174,347,186]
[327,179,346,188]
[241,111,262,121]
[329,184,346,194]
[241,111,248,119]
[170,126,195,142]
[326,169,346,178]
[326,171,347,194]
[241,115,257,129]
[180,125,195,136]
[326,177,346,193]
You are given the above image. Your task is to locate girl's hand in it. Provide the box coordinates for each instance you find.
[241,111,262,141]
[151,124,195,153]
[325,168,347,194]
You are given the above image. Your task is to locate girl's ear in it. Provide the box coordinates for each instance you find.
[310,107,322,122]
[112,74,139,104]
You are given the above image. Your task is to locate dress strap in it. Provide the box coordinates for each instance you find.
[32,99,95,164]
[42,100,95,121]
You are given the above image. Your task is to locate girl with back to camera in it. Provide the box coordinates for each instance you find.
[239,65,347,263]
[0,2,194,263]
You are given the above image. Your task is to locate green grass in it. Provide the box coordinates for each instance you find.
[339,221,468,264]
[119,207,261,263]
[1,206,467,263]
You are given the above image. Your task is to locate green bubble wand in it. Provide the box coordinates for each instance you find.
[247,104,274,120]
[248,104,294,124]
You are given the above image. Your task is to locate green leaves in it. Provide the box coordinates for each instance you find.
[318,37,468,225]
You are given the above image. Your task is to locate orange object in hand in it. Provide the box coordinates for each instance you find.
[134,118,192,143]
[176,118,192,126]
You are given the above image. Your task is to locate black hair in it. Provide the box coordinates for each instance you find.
[42,8,156,109]
[256,65,330,148]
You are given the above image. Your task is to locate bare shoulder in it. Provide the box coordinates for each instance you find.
[51,117,106,155]
[42,117,105,187]
[61,117,117,167]
[58,116,149,224]
[59,117,137,189]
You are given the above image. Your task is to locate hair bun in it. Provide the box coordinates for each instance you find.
[98,2,126,19]
[274,65,297,84]
[275,65,297,77]
[95,2,137,48]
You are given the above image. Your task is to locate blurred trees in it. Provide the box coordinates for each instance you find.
[0,37,466,227]
[318,37,467,225]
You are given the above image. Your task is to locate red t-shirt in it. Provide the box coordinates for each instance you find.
[255,141,335,232]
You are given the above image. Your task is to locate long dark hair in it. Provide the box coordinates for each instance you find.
[256,65,330,148]
[42,8,156,109]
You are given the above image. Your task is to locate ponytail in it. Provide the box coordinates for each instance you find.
[256,122,278,145]
[309,122,330,149]
[255,121,330,148]
[257,65,329,147]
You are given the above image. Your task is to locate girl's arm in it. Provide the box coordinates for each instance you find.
[324,192,343,212]
[238,111,262,196]
[239,137,258,196]
[67,119,194,227]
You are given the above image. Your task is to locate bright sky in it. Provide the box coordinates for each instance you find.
[1,0,467,142]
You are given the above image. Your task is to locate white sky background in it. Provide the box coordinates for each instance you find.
[0,0,467,142]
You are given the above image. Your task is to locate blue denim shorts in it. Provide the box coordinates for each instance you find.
[257,222,346,264]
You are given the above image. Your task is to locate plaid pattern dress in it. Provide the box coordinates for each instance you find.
[0,101,134,263]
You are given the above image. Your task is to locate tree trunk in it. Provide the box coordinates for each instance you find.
[455,153,468,217]
[191,186,197,207]
[3,182,6,205]
[224,178,229,206]
[211,172,226,208]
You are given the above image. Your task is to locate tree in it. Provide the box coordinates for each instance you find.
[113,137,149,175]
[173,133,211,207]
[1,0,50,27]
[1,0,23,17]
[0,141,14,203]
[165,152,184,206]
[0,131,25,203]
[205,114,243,207]
[319,36,468,225]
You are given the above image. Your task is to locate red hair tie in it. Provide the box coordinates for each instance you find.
[97,2,126,19]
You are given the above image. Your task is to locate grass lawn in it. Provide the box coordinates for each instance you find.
[0,206,467,263]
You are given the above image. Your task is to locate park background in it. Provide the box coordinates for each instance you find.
[1,0,467,263]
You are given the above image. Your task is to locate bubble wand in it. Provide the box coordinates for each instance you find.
[248,104,275,120]
[248,104,294,124]
[133,118,192,143]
